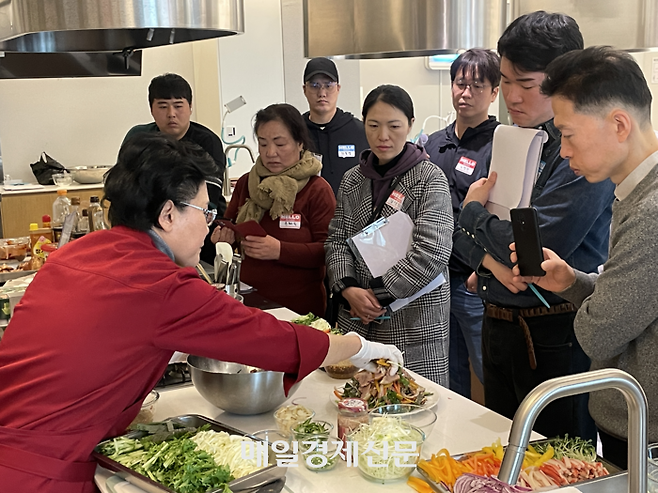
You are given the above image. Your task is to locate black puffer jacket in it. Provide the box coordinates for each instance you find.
[304,108,369,196]
[425,116,500,222]
[425,116,500,277]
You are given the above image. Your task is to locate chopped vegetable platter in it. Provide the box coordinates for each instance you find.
[410,436,620,493]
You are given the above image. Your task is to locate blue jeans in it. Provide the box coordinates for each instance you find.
[449,277,484,398]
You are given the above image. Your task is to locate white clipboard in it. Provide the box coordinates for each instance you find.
[485,125,548,220]
[347,211,446,311]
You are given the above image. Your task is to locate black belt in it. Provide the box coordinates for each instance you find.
[485,302,578,370]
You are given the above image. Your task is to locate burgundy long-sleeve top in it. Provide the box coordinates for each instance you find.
[226,174,336,316]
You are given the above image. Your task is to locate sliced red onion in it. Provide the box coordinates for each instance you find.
[454,473,533,493]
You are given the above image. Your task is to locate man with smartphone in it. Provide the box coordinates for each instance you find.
[425,49,501,400]
[511,47,658,468]
[453,11,616,441]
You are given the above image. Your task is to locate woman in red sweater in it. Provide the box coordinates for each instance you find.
[213,104,336,316]
[0,133,401,492]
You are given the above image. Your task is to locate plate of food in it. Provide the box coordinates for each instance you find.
[332,359,439,410]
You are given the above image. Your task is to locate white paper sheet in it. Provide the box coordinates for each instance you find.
[348,210,414,278]
[485,125,548,220]
[389,272,446,312]
[348,211,446,311]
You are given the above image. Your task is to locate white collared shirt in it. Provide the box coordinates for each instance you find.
[615,148,658,201]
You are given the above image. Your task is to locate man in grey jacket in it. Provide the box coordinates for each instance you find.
[507,46,658,468]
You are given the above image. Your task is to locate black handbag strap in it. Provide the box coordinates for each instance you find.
[367,174,405,225]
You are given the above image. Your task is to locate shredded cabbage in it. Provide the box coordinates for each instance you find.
[349,416,424,481]
[191,430,262,479]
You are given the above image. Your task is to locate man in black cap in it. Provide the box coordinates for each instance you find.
[302,57,369,196]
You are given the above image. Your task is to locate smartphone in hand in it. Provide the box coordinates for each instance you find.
[510,207,546,277]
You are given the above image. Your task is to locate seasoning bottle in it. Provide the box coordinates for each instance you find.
[337,398,369,455]
[29,222,54,259]
[87,195,105,232]
[42,214,51,229]
[78,209,90,235]
[69,196,82,233]
[51,189,71,227]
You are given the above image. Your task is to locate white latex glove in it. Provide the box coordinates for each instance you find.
[345,332,404,376]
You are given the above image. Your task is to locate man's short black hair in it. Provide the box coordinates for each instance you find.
[498,11,584,73]
[542,46,652,126]
[148,73,193,107]
[104,133,216,231]
[450,48,501,88]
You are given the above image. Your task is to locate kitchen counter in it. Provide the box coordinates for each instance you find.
[0,183,103,195]
[0,183,104,238]
[95,307,543,493]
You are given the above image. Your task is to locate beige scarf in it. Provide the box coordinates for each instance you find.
[236,150,322,224]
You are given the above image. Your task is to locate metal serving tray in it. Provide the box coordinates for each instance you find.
[94,414,286,493]
[415,438,622,492]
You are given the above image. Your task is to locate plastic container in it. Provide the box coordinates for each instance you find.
[273,404,314,437]
[301,434,341,472]
[0,237,30,260]
[129,390,160,426]
[29,223,53,259]
[52,189,71,227]
[290,419,334,445]
[649,443,658,493]
[324,359,359,379]
[337,398,369,455]
[349,417,425,483]
[52,172,73,187]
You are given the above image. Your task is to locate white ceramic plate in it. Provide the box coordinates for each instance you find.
[332,384,440,410]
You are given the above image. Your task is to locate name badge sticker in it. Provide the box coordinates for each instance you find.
[385,190,405,211]
[279,214,302,229]
[456,156,477,176]
[338,144,356,158]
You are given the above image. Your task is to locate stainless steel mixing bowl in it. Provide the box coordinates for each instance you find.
[187,356,301,415]
[69,165,113,184]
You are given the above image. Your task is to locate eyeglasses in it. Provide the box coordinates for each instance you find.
[452,79,490,94]
[180,202,217,225]
[306,81,338,93]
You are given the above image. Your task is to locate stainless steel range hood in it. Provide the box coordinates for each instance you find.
[304,0,507,59]
[0,0,244,53]
[512,0,658,51]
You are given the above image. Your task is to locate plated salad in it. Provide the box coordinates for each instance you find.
[334,359,432,410]
[290,312,339,334]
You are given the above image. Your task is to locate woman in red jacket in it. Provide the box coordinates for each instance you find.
[212,104,336,316]
[0,133,401,492]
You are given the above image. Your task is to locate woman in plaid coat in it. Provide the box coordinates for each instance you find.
[325,85,453,384]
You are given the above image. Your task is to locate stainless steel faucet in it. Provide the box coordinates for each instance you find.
[224,144,256,196]
[498,368,648,493]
